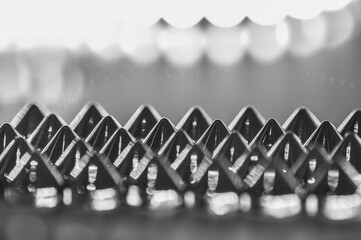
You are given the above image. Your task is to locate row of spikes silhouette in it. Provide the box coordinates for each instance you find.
[0,103,361,209]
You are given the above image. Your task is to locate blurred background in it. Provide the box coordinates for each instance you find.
[0,1,361,240]
[0,0,360,127]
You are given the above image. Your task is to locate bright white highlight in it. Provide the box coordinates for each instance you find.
[207,192,239,215]
[35,187,59,208]
[90,188,118,211]
[239,193,252,212]
[261,194,301,218]
[27,48,66,105]
[305,194,318,217]
[324,0,352,11]
[128,25,162,65]
[325,8,355,48]
[184,191,196,208]
[161,0,203,28]
[288,15,328,57]
[205,26,247,66]
[248,0,288,25]
[287,0,324,20]
[323,195,361,220]
[0,53,31,104]
[247,22,289,63]
[120,0,161,26]
[160,26,205,67]
[149,190,183,210]
[205,0,246,27]
[126,185,143,207]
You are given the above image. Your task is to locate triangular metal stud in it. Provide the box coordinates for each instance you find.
[305,121,342,153]
[28,114,66,151]
[176,106,212,142]
[124,104,162,140]
[338,109,361,137]
[197,120,230,154]
[41,126,79,164]
[143,118,176,152]
[283,107,320,144]
[129,151,186,192]
[191,149,245,194]
[0,138,34,186]
[293,146,333,196]
[331,133,361,173]
[99,128,135,163]
[250,119,285,151]
[265,132,307,195]
[213,132,250,164]
[170,144,204,184]
[112,141,146,178]
[85,116,121,151]
[70,102,108,139]
[11,103,48,138]
[268,132,307,168]
[0,123,20,155]
[127,146,186,209]
[229,106,266,144]
[68,152,121,210]
[234,146,269,196]
[3,150,64,207]
[296,145,358,196]
[158,130,193,164]
[53,140,90,184]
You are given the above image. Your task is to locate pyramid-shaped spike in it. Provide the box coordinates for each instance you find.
[3,150,64,207]
[197,120,230,154]
[268,132,307,168]
[330,168,358,195]
[112,141,147,178]
[213,132,250,164]
[191,153,245,194]
[129,151,186,192]
[99,128,135,163]
[0,123,20,155]
[0,138,33,184]
[294,147,333,195]
[229,106,266,144]
[176,106,212,142]
[338,109,361,138]
[5,151,64,189]
[67,152,121,210]
[235,146,270,195]
[283,107,320,144]
[85,116,121,151]
[11,103,47,138]
[70,102,108,139]
[41,126,79,164]
[53,140,90,183]
[170,144,204,184]
[295,146,358,196]
[263,132,307,195]
[158,130,193,164]
[28,114,66,151]
[267,155,302,196]
[235,143,299,196]
[143,118,176,152]
[330,151,361,196]
[124,104,162,140]
[250,119,285,150]
[331,133,361,175]
[305,121,342,153]
[68,152,121,190]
